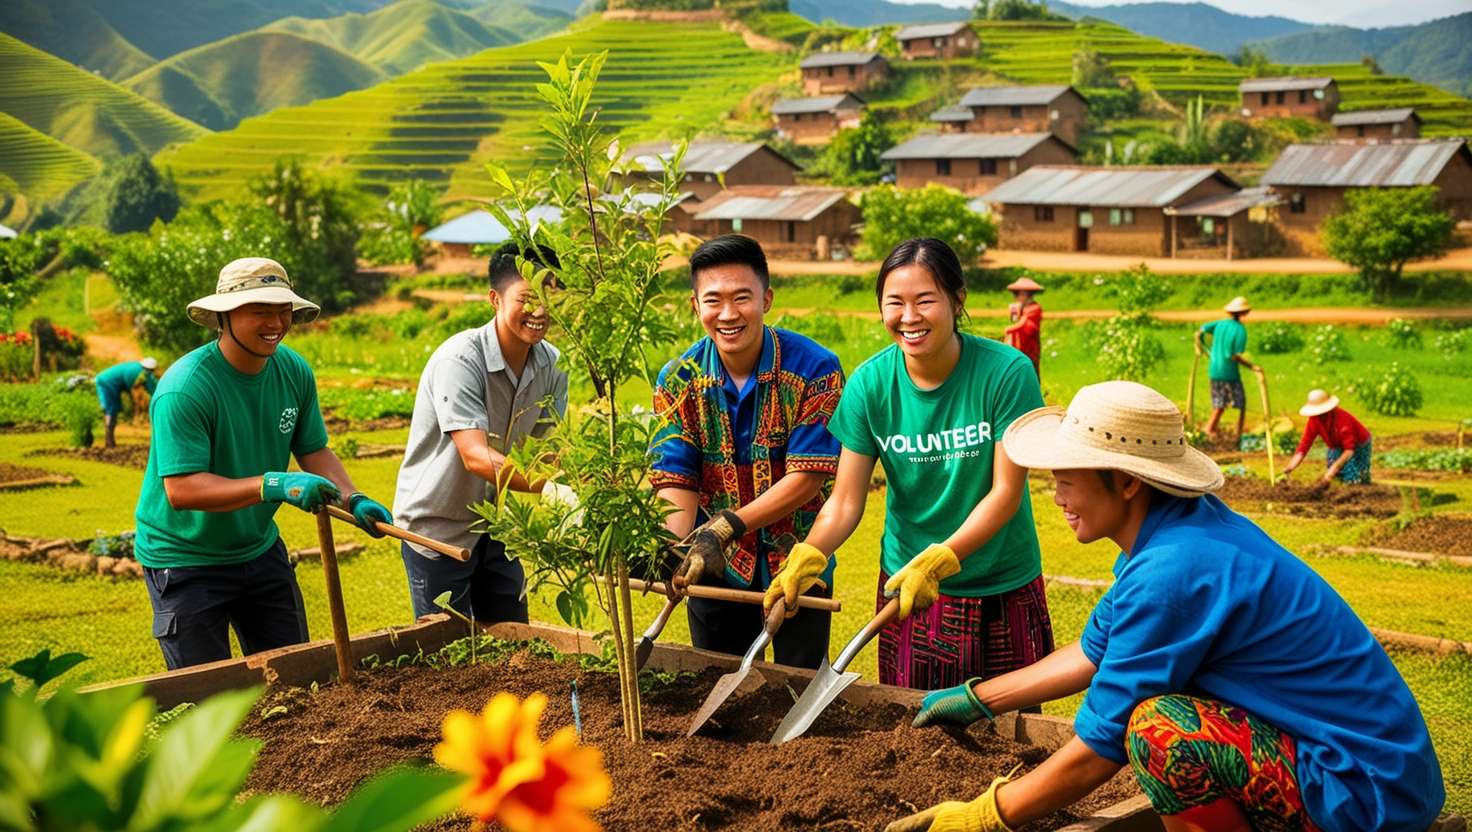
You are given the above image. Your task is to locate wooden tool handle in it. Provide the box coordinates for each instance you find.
[763,596,787,634]
[834,597,899,673]
[323,505,471,561]
[627,578,841,612]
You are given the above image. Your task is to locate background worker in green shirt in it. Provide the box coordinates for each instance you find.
[1194,296,1258,445]
[765,238,1053,691]
[133,257,392,671]
[95,357,160,448]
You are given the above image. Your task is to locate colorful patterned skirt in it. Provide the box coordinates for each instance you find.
[1326,439,1373,485]
[875,572,1054,690]
[1127,694,1322,832]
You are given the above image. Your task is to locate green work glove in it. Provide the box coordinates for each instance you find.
[912,678,994,728]
[261,472,340,513]
[671,510,746,597]
[347,492,392,537]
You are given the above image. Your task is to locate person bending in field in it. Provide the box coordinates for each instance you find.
[133,258,393,671]
[894,380,1443,832]
[1003,275,1044,380]
[1282,388,1374,485]
[1195,296,1257,445]
[651,234,844,669]
[393,244,571,625]
[96,356,160,448]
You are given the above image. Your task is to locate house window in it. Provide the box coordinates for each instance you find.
[827,66,835,77]
[1034,205,1054,222]
[1298,90,1308,103]
[1109,207,1134,226]
[979,158,998,175]
[1260,92,1270,105]
[1009,105,1022,118]
[933,37,945,48]
[848,65,856,77]
[936,159,952,175]
[792,113,801,121]
[1289,192,1306,214]
[1275,91,1285,104]
[785,221,797,242]
[1357,125,1365,137]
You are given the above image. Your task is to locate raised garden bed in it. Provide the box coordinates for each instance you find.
[85,617,1159,832]
[0,531,360,578]
[0,461,77,491]
[1365,514,1472,559]
[30,443,151,470]
[1217,477,1404,519]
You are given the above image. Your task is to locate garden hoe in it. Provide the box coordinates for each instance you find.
[686,596,787,736]
[770,596,901,744]
[1186,348,1201,429]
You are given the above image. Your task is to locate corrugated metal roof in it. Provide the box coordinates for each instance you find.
[693,186,851,222]
[1238,76,1334,93]
[880,132,1057,160]
[1331,108,1418,127]
[772,94,865,115]
[1165,186,1280,217]
[423,206,563,244]
[1261,139,1468,187]
[979,166,1236,207]
[623,141,798,174]
[929,105,974,122]
[800,50,882,69]
[896,21,969,40]
[959,84,1072,107]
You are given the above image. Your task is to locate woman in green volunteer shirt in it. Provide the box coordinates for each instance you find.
[764,238,1052,690]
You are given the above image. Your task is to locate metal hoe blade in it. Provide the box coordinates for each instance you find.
[634,596,679,672]
[768,658,861,744]
[687,596,787,736]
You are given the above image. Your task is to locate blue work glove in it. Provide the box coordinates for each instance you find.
[347,492,392,537]
[261,472,340,513]
[912,678,994,728]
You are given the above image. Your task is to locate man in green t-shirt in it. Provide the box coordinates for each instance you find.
[133,257,393,670]
[1195,296,1258,444]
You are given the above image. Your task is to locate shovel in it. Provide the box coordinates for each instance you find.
[770,596,901,745]
[686,597,787,736]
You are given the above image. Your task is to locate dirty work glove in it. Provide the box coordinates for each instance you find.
[913,678,994,728]
[763,541,829,618]
[669,509,746,598]
[888,775,1014,832]
[541,481,585,525]
[884,543,961,621]
[261,472,339,513]
[346,492,392,537]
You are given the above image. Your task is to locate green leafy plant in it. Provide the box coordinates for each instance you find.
[1093,264,1168,381]
[1322,186,1454,301]
[59,394,98,447]
[1378,448,1472,474]
[1307,325,1351,364]
[1384,318,1422,350]
[1353,362,1423,417]
[1255,321,1304,354]
[807,112,894,186]
[858,184,996,265]
[1103,263,1172,316]
[1434,328,1468,360]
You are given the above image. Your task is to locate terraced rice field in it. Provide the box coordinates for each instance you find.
[1290,62,1472,138]
[0,33,206,160]
[156,18,787,200]
[0,112,100,202]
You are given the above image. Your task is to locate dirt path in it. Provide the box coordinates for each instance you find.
[82,332,141,365]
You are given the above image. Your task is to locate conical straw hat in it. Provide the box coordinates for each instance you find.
[1224,296,1251,313]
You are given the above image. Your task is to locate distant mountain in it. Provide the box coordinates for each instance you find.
[790,0,963,27]
[0,112,101,211]
[1251,12,1472,96]
[72,0,395,60]
[0,0,155,80]
[1046,1,1313,56]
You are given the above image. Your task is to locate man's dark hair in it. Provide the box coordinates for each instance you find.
[1095,469,1117,492]
[489,242,560,294]
[689,234,769,292]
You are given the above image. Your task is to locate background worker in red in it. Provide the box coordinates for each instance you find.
[1283,388,1374,485]
[1002,276,1044,379]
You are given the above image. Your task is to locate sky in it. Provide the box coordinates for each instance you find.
[891,0,1472,28]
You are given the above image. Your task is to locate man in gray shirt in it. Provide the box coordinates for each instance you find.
[393,244,568,623]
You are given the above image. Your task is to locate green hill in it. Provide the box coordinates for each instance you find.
[1046,1,1312,58]
[155,17,785,200]
[0,112,101,208]
[265,0,547,75]
[0,0,155,80]
[1282,62,1472,137]
[1253,12,1472,97]
[123,31,386,131]
[74,0,394,60]
[0,33,205,160]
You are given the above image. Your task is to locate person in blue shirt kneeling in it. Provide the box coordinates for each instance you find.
[896,380,1443,832]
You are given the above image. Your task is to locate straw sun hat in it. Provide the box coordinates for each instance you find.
[186,257,320,329]
[1003,380,1224,497]
[140,357,158,370]
[1224,296,1251,314]
[1006,276,1045,293]
[1299,389,1340,417]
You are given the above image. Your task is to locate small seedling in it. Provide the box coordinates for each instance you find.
[433,590,478,665]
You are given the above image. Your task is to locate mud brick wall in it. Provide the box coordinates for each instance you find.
[802,60,887,95]
[960,93,1086,147]
[1241,85,1339,121]
[703,203,861,259]
[776,112,842,144]
[1335,120,1419,140]
[893,139,1075,195]
[901,32,977,60]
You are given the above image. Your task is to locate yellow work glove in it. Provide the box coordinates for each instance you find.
[883,543,961,621]
[887,775,1012,832]
[762,542,828,618]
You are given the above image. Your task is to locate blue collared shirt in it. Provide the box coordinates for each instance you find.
[1075,494,1443,832]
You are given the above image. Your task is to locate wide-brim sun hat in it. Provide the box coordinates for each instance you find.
[1003,380,1224,497]
[140,357,158,370]
[1300,388,1340,417]
[1224,296,1251,314]
[1006,276,1045,293]
[186,257,320,329]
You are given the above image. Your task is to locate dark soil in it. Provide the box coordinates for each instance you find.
[1375,432,1460,450]
[324,415,412,433]
[241,651,1140,831]
[1365,515,1472,558]
[1217,477,1404,519]
[31,444,151,469]
[0,462,58,483]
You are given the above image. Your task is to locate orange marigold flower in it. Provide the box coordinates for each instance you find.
[434,691,611,832]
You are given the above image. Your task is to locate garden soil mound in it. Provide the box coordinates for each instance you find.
[0,462,59,484]
[1217,477,1403,519]
[241,650,1139,831]
[32,444,151,469]
[1367,515,1472,558]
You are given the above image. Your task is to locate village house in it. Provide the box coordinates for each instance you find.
[1261,138,1472,256]
[1332,108,1421,140]
[621,140,800,201]
[1238,77,1339,121]
[880,132,1077,195]
[422,206,563,258]
[894,21,977,60]
[679,185,860,260]
[1162,187,1283,260]
[929,84,1088,146]
[979,165,1242,257]
[772,94,866,145]
[799,51,889,95]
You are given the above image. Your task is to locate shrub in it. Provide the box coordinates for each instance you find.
[0,378,95,427]
[1434,328,1468,360]
[1385,317,1422,350]
[1378,447,1472,473]
[1307,325,1351,364]
[0,330,33,379]
[1353,362,1423,417]
[1103,263,1171,316]
[858,184,996,265]
[1254,321,1304,354]
[807,112,893,187]
[59,394,97,447]
[1095,314,1166,381]
[1322,186,1454,301]
[103,154,181,234]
